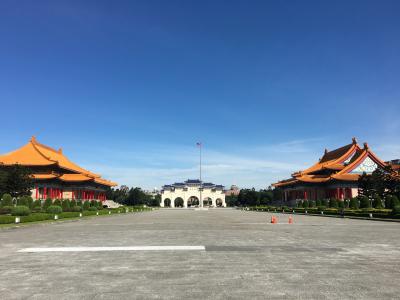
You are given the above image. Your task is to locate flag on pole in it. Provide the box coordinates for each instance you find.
[196,142,202,147]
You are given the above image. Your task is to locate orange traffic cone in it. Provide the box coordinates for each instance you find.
[288,216,293,224]
[271,216,278,224]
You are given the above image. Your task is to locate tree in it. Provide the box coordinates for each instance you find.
[373,194,383,209]
[1,193,13,206]
[125,187,147,206]
[225,195,238,207]
[358,172,376,201]
[359,196,371,209]
[349,197,359,209]
[329,198,338,208]
[43,198,52,210]
[0,165,33,198]
[259,189,273,205]
[62,199,71,212]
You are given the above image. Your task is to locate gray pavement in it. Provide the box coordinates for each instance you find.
[1,209,400,299]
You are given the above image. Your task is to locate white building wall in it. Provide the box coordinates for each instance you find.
[161,186,226,208]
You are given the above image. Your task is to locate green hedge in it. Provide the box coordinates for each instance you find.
[0,206,149,225]
[11,206,31,216]
[248,205,398,219]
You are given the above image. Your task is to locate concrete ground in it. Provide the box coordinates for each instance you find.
[1,209,400,300]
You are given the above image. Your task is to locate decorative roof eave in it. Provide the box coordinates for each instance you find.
[31,174,59,180]
[330,174,360,181]
[336,144,387,175]
[296,175,331,183]
[294,140,360,176]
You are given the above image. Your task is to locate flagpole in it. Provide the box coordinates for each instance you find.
[199,143,202,207]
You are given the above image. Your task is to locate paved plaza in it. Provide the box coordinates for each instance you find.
[1,209,400,299]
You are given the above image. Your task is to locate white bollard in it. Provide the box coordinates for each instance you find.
[79,213,82,217]
[54,215,58,220]
[369,213,373,218]
[15,217,20,224]
[305,210,308,214]
[96,212,99,216]
[321,211,324,215]
[108,211,111,215]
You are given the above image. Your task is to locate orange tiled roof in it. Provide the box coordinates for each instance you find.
[58,174,94,182]
[272,138,387,187]
[31,174,58,180]
[0,137,117,187]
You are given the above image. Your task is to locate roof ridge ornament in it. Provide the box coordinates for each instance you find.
[363,142,369,150]
[324,148,328,154]
[30,136,37,143]
[58,148,63,154]
[352,137,357,144]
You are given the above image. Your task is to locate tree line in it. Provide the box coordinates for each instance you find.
[106,185,161,206]
[226,187,283,207]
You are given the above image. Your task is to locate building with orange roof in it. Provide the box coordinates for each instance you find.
[272,138,388,204]
[0,137,117,201]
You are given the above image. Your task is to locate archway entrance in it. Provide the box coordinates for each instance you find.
[216,198,223,207]
[164,198,171,207]
[174,197,184,207]
[203,197,212,207]
[187,196,199,207]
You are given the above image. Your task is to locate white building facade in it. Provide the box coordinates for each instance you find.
[161,179,226,208]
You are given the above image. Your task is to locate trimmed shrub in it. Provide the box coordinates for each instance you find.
[392,205,400,216]
[70,200,77,208]
[96,201,103,210]
[46,205,63,214]
[90,200,96,207]
[349,197,359,209]
[302,200,309,208]
[88,206,97,211]
[62,199,71,212]
[373,195,383,209]
[0,206,13,215]
[329,198,338,208]
[11,205,31,216]
[53,199,61,207]
[297,201,303,208]
[315,199,321,207]
[77,200,83,207]
[386,195,400,209]
[308,200,315,208]
[83,201,90,211]
[71,206,82,212]
[344,199,350,208]
[26,196,33,208]
[32,200,42,212]
[1,194,13,207]
[43,198,52,210]
[337,200,344,209]
[321,199,329,207]
[359,196,371,209]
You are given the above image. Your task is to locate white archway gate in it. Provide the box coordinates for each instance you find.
[161,180,226,208]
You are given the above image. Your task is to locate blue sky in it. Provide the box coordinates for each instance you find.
[1,0,399,189]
